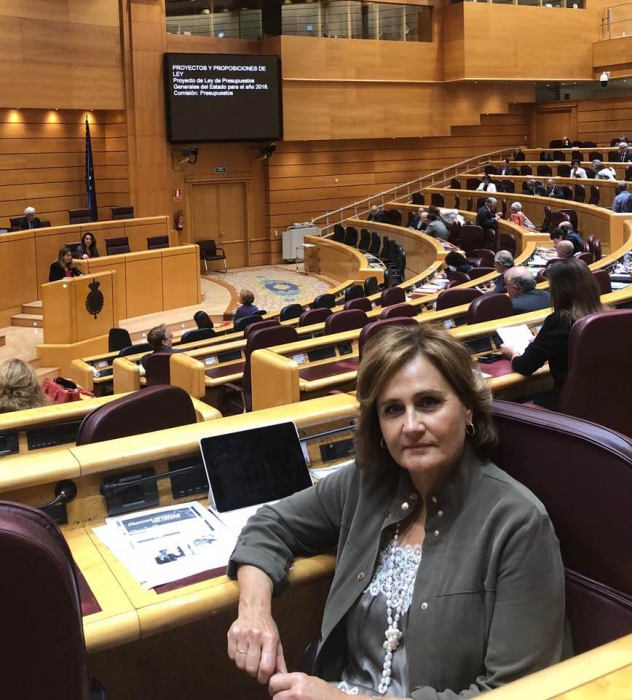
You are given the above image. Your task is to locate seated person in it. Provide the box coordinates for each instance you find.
[522,179,547,196]
[554,240,576,260]
[140,324,176,370]
[615,141,632,163]
[445,251,471,275]
[491,250,514,293]
[545,179,564,199]
[193,310,214,329]
[227,324,565,699]
[76,231,100,259]
[504,266,551,314]
[476,174,497,193]
[612,181,632,213]
[593,160,617,180]
[558,221,583,249]
[0,359,46,413]
[570,159,587,179]
[48,247,83,282]
[440,209,465,226]
[498,157,518,176]
[508,202,535,230]
[501,258,605,408]
[561,135,572,147]
[18,206,42,230]
[367,205,386,223]
[424,209,449,241]
[476,197,501,237]
[408,208,428,231]
[234,289,259,322]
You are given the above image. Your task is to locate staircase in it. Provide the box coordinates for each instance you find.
[12,300,43,328]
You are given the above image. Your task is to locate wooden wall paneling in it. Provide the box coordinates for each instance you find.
[0,231,38,321]
[125,252,163,318]
[0,2,124,110]
[593,36,632,79]
[161,246,202,310]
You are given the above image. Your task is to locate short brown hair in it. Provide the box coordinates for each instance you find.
[0,359,46,413]
[147,324,168,351]
[239,289,255,305]
[355,324,497,471]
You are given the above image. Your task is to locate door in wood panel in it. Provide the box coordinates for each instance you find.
[533,108,574,150]
[190,182,247,269]
[217,182,248,269]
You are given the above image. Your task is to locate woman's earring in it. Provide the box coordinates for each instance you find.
[466,423,476,437]
[380,437,387,449]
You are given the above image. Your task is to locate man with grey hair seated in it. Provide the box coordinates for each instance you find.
[492,250,515,293]
[504,266,551,315]
[18,206,42,230]
[612,181,632,213]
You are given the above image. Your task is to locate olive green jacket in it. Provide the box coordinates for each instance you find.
[228,447,565,699]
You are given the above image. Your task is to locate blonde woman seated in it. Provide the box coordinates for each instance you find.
[227,324,566,700]
[0,359,46,413]
[508,202,535,230]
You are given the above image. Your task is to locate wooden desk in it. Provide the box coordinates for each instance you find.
[485,634,632,700]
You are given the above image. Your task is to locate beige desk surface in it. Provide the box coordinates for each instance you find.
[486,634,632,700]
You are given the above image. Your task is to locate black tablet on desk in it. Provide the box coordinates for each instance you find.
[199,421,312,513]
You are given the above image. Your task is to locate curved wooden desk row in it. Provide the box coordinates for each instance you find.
[0,393,221,461]
[421,187,629,253]
[0,216,173,322]
[102,232,632,408]
[249,281,632,412]
[0,393,358,653]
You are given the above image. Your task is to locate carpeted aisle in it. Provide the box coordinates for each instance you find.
[205,266,335,315]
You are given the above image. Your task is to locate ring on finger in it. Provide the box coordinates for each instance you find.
[237,648,248,654]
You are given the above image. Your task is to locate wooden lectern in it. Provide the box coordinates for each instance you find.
[41,271,119,345]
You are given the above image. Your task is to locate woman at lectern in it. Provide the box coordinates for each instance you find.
[76,231,100,259]
[48,247,83,282]
[227,324,565,700]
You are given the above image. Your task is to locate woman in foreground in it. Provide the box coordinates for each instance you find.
[0,359,46,413]
[228,324,565,699]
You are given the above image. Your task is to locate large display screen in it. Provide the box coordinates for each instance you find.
[164,53,282,143]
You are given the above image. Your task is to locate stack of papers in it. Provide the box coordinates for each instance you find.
[495,325,534,355]
[94,502,237,589]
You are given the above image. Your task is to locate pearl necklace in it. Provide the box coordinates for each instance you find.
[377,524,420,695]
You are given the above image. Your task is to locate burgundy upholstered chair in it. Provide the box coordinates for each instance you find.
[299,307,332,327]
[556,310,632,439]
[77,385,197,444]
[344,297,373,313]
[591,270,612,296]
[459,225,486,257]
[358,317,417,360]
[0,501,105,699]
[243,319,280,337]
[379,303,417,319]
[467,266,496,281]
[490,400,632,653]
[465,293,513,324]
[435,287,482,311]
[324,309,369,334]
[380,286,406,308]
[143,352,172,387]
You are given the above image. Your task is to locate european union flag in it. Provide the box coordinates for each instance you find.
[85,117,98,221]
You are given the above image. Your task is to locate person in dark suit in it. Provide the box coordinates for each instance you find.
[408,207,428,231]
[18,206,42,230]
[367,205,386,223]
[545,179,565,199]
[504,266,551,315]
[522,179,547,196]
[491,250,514,293]
[498,158,518,176]
[615,142,632,162]
[48,247,83,282]
[501,258,605,407]
[476,197,501,239]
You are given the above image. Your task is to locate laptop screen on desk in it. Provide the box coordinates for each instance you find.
[199,422,312,513]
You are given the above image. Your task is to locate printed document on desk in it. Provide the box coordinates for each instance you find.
[496,324,534,355]
[93,502,236,589]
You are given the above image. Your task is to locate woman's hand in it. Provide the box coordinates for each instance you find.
[500,343,519,360]
[82,254,89,260]
[227,565,286,684]
[268,673,346,700]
